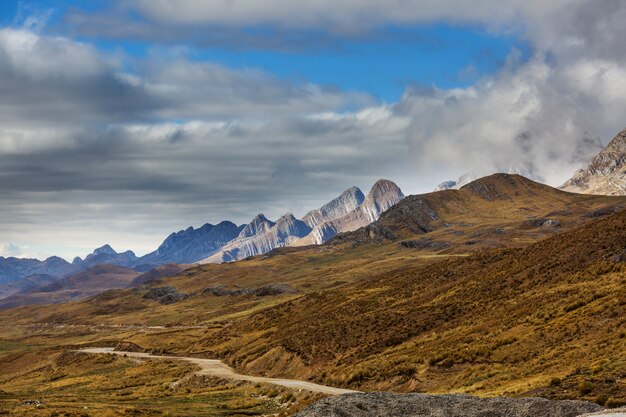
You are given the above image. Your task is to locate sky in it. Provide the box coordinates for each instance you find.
[1,0,626,260]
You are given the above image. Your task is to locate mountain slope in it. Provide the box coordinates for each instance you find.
[212,206,626,399]
[128,263,189,287]
[561,127,626,195]
[340,174,625,249]
[203,213,312,263]
[0,264,139,309]
[0,273,59,300]
[135,221,244,269]
[2,175,626,405]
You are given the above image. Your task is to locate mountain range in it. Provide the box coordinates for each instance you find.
[2,125,625,308]
[0,179,404,302]
[203,179,404,262]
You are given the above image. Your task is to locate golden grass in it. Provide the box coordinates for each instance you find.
[1,175,626,414]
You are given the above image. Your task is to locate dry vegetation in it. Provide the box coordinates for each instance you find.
[1,175,625,415]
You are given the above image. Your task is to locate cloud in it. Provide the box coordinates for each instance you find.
[399,56,611,185]
[0,29,408,258]
[0,243,46,260]
[61,0,578,52]
[3,2,626,259]
[73,0,564,32]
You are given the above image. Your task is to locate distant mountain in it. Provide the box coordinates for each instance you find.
[561,127,626,195]
[0,256,77,287]
[203,213,312,263]
[0,264,140,309]
[80,244,138,268]
[302,186,365,228]
[0,273,59,300]
[295,179,404,245]
[0,245,138,294]
[0,180,402,275]
[135,221,244,269]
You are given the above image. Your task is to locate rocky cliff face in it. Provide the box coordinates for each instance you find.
[561,127,626,195]
[202,213,312,263]
[135,221,244,269]
[302,186,365,228]
[296,179,404,245]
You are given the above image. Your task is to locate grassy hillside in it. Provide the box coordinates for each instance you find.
[209,207,626,407]
[1,175,625,415]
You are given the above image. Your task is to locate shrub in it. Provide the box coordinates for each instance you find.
[607,398,626,408]
[595,394,609,406]
[549,377,561,386]
[578,381,594,395]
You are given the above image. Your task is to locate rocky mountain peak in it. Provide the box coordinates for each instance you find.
[238,213,275,238]
[302,186,365,228]
[275,213,312,237]
[92,244,117,256]
[80,244,137,269]
[368,179,402,197]
[584,128,626,175]
[561,127,626,195]
[135,220,243,268]
[362,179,405,223]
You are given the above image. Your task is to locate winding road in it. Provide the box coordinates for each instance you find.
[79,347,357,395]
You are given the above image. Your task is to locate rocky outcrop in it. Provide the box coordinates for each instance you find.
[399,238,451,250]
[135,221,244,269]
[142,286,190,304]
[561,127,626,195]
[294,393,602,417]
[203,213,312,263]
[202,283,297,297]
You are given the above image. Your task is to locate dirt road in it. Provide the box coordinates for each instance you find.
[79,347,357,395]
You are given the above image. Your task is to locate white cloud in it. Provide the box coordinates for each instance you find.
[0,243,40,259]
[3,2,626,258]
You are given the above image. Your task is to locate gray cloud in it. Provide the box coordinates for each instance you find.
[3,2,626,259]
